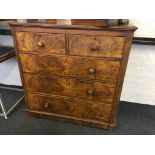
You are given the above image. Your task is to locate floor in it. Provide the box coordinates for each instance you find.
[0,87,155,135]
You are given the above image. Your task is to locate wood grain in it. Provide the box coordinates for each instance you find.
[69,35,125,58]
[109,32,134,129]
[24,74,116,102]
[19,54,120,82]
[71,19,118,27]
[16,32,66,54]
[10,21,138,31]
[27,93,112,123]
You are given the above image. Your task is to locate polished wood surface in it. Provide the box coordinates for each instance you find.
[10,22,137,129]
[16,32,66,54]
[19,54,120,82]
[71,19,119,27]
[24,74,116,102]
[27,93,112,122]
[69,35,125,58]
[10,21,137,31]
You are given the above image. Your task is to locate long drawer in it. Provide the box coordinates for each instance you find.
[27,93,112,123]
[16,32,66,54]
[24,74,116,103]
[69,34,125,58]
[20,54,120,82]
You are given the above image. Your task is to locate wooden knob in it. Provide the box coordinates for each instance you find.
[37,41,43,47]
[88,68,95,74]
[43,102,49,108]
[87,109,91,113]
[91,45,99,51]
[87,89,93,95]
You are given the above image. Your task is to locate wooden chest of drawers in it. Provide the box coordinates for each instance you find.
[10,22,137,129]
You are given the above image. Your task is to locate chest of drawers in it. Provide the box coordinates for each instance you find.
[10,22,137,129]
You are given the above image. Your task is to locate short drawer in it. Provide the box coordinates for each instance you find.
[16,32,66,54]
[24,74,116,103]
[20,54,120,82]
[27,93,112,123]
[69,34,125,58]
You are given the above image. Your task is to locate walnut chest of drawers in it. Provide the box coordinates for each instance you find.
[10,22,137,129]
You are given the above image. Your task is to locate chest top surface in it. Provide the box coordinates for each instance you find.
[9,21,137,31]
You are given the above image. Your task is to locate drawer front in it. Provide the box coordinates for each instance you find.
[16,32,66,54]
[20,54,120,82]
[24,74,116,102]
[27,94,112,123]
[69,35,125,58]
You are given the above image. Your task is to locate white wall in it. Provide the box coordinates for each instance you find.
[121,44,155,105]
[0,35,13,46]
[130,19,155,38]
[0,23,21,86]
[0,57,21,86]
[0,21,14,47]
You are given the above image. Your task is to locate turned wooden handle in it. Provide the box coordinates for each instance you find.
[87,89,94,95]
[43,102,49,108]
[88,68,95,74]
[91,45,99,51]
[37,41,44,47]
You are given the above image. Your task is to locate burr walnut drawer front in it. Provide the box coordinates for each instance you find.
[69,34,125,58]
[27,93,112,123]
[19,54,120,82]
[24,74,116,103]
[16,32,66,54]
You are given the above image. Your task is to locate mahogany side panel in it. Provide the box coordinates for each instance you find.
[109,32,134,128]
